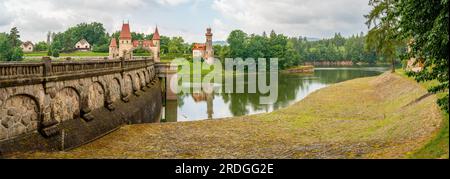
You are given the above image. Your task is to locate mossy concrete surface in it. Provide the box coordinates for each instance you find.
[7,73,447,159]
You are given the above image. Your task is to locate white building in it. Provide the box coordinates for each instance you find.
[75,39,91,51]
[192,28,214,64]
[20,41,34,52]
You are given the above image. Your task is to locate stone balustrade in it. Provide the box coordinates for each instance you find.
[0,57,162,153]
[0,57,154,88]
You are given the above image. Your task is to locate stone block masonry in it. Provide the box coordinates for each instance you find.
[0,57,162,154]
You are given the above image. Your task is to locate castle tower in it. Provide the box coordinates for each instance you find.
[119,23,133,60]
[109,38,118,59]
[47,31,52,45]
[205,28,214,64]
[152,26,161,62]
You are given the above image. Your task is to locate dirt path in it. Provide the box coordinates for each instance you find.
[8,73,444,159]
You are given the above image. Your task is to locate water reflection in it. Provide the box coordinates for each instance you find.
[163,67,387,122]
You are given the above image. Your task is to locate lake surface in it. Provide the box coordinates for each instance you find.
[162,67,388,122]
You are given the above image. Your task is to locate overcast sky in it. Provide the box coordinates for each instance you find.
[0,0,371,43]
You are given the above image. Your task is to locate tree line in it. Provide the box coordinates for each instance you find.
[365,0,448,113]
[212,30,384,69]
[1,22,385,67]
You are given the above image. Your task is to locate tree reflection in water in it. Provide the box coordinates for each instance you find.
[164,67,386,122]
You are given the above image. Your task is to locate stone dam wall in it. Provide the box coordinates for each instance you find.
[0,58,162,154]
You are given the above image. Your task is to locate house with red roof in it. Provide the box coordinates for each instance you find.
[192,28,214,64]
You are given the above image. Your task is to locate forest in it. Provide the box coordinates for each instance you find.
[215,30,384,69]
[2,22,386,69]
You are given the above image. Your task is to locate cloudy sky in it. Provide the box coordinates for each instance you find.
[0,0,371,43]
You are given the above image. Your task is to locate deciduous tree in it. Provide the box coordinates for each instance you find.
[397,0,449,113]
[365,0,402,72]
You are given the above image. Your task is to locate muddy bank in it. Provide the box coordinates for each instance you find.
[6,73,446,159]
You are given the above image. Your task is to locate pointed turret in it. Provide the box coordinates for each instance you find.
[118,23,133,60]
[152,26,160,40]
[120,23,132,40]
[109,38,117,47]
[151,26,161,62]
[109,38,119,59]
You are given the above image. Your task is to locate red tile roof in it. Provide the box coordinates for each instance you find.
[109,38,117,47]
[143,40,154,47]
[193,43,206,50]
[152,26,160,40]
[132,40,139,47]
[120,23,132,40]
[133,40,154,48]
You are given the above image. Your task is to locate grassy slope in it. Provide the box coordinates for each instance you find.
[411,112,449,159]
[8,72,447,159]
[395,70,449,159]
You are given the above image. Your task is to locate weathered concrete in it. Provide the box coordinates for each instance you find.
[155,62,178,100]
[0,57,162,154]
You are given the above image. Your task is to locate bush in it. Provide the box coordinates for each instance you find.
[92,44,109,53]
[52,50,60,57]
[0,32,23,61]
[34,41,49,52]
[48,48,60,57]
[11,47,24,61]
[133,47,149,54]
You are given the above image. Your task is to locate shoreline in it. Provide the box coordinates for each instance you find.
[6,72,448,159]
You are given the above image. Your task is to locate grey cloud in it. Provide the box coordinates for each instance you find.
[213,0,370,37]
[0,14,14,27]
[1,0,167,42]
[17,12,63,32]
[0,3,14,26]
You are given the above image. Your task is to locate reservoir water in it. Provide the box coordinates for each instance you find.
[163,67,388,122]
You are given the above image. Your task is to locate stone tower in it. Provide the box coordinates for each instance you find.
[205,28,214,64]
[118,23,133,60]
[109,38,118,59]
[152,26,161,62]
[47,31,52,45]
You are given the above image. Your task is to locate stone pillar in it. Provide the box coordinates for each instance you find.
[165,64,178,101]
[43,56,52,77]
[165,100,178,122]
[40,57,60,137]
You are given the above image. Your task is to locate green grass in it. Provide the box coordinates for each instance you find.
[24,52,195,58]
[23,51,48,57]
[160,59,217,76]
[410,112,449,159]
[160,53,192,61]
[24,51,109,57]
